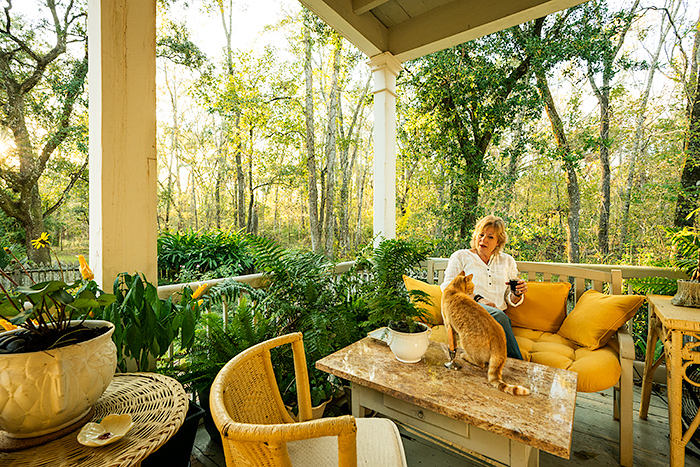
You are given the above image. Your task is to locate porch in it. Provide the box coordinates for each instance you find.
[157,259,690,467]
[189,382,696,467]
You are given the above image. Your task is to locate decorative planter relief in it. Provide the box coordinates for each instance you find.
[0,320,117,438]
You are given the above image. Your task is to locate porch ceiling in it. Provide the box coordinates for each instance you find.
[299,0,589,62]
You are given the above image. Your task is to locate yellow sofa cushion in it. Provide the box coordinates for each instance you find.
[505,281,571,333]
[558,290,645,350]
[512,327,621,392]
[402,275,443,325]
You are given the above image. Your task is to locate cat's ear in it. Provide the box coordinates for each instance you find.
[458,271,465,277]
[465,274,473,282]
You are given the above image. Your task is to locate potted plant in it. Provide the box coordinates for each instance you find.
[95,272,201,372]
[0,235,117,438]
[354,238,432,363]
[91,272,205,465]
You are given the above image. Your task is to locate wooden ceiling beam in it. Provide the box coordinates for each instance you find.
[300,0,388,58]
[389,0,589,61]
[353,0,390,16]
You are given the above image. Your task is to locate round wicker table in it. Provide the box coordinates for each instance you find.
[0,373,188,467]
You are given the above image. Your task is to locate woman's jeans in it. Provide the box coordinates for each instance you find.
[479,304,523,360]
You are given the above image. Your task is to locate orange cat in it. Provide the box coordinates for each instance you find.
[441,272,529,396]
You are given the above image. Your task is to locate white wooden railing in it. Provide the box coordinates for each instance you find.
[157,259,687,305]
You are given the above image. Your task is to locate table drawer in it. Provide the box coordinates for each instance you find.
[372,390,511,465]
[383,394,467,437]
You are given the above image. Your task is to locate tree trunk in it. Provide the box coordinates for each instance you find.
[588,70,611,255]
[338,78,370,254]
[621,3,675,245]
[303,13,321,252]
[675,8,700,227]
[535,68,580,263]
[323,36,341,257]
[586,0,639,253]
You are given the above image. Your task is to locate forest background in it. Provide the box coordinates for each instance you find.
[2,0,700,276]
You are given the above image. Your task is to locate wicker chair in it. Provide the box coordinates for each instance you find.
[210,332,408,467]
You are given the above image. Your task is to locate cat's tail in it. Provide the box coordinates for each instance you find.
[488,355,530,396]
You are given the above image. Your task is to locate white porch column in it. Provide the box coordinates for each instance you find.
[368,52,402,244]
[88,0,158,287]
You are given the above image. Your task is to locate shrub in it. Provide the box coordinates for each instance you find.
[157,230,255,283]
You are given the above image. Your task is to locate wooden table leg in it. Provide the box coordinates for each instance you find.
[668,329,685,467]
[350,382,369,418]
[639,312,662,419]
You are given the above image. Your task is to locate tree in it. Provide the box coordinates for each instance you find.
[0,0,88,263]
[303,10,321,252]
[402,21,542,239]
[577,0,640,254]
[620,0,679,245]
[675,7,700,227]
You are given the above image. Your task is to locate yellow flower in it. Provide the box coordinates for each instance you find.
[78,255,94,281]
[0,319,17,331]
[3,247,9,253]
[192,283,208,300]
[197,299,203,307]
[31,232,50,249]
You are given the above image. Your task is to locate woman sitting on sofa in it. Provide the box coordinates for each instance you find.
[441,215,527,359]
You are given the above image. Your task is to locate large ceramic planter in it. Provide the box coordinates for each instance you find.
[0,320,117,438]
[386,322,431,363]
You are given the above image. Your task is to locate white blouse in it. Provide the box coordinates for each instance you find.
[440,249,523,310]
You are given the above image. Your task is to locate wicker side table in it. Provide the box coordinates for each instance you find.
[639,295,700,467]
[0,373,188,467]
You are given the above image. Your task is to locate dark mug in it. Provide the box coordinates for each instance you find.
[509,279,519,293]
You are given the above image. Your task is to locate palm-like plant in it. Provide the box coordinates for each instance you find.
[355,238,430,333]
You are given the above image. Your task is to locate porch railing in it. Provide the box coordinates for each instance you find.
[157,259,686,307]
[0,264,81,289]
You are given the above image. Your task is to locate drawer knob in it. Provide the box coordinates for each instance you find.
[417,410,424,419]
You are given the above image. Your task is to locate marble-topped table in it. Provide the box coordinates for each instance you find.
[316,337,578,467]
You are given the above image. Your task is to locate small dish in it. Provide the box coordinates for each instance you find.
[77,414,134,447]
[367,327,389,343]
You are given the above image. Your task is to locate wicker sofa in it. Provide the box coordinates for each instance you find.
[403,259,644,467]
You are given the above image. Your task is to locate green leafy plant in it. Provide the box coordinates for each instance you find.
[166,292,270,396]
[669,225,700,281]
[247,235,364,405]
[157,230,254,283]
[354,238,430,333]
[95,272,201,371]
[0,234,115,353]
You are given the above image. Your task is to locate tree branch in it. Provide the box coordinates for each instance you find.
[43,154,88,219]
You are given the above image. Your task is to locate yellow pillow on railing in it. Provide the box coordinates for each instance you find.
[558,290,645,350]
[402,275,443,325]
[505,281,571,333]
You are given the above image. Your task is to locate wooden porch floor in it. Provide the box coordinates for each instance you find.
[190,382,700,467]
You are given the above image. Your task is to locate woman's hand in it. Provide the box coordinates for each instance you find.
[506,279,527,303]
[514,279,527,296]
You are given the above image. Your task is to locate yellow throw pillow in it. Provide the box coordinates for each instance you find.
[505,281,571,333]
[402,275,443,325]
[558,290,645,350]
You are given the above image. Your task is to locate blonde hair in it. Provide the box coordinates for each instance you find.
[470,215,508,256]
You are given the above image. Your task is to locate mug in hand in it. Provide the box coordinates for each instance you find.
[509,279,519,293]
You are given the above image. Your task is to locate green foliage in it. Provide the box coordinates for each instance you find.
[96,272,200,372]
[354,238,430,332]
[165,297,271,396]
[667,225,700,280]
[157,230,255,283]
[627,276,678,296]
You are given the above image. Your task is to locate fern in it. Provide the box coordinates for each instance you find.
[627,276,678,295]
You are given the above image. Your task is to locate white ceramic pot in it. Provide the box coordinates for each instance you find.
[386,323,431,363]
[0,320,117,438]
